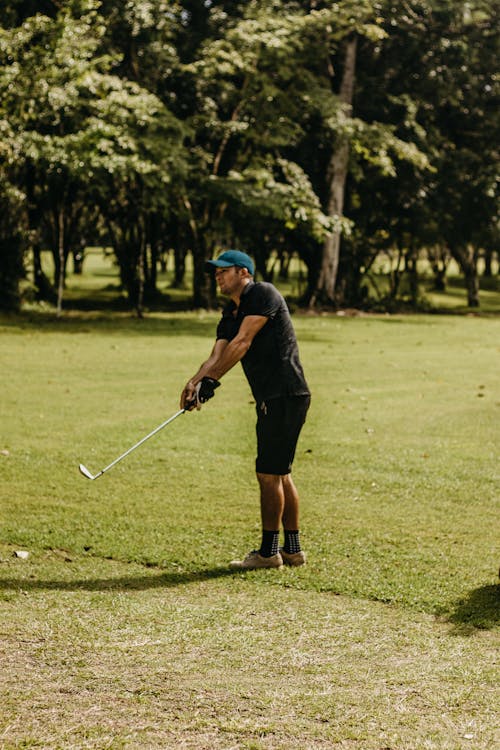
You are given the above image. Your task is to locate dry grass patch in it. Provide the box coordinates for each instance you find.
[1,547,498,749]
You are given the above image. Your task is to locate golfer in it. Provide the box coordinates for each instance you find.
[180,250,311,570]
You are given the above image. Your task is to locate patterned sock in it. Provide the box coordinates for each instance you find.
[260,530,280,557]
[284,530,301,554]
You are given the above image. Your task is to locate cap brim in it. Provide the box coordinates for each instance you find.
[205,259,234,272]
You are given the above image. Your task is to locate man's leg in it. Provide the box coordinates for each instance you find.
[257,472,285,530]
[229,472,284,569]
[281,473,306,565]
[281,473,299,530]
[257,472,304,562]
[230,396,309,570]
[256,472,283,558]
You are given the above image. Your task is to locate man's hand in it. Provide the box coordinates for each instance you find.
[181,377,221,411]
[181,381,198,411]
[196,376,221,404]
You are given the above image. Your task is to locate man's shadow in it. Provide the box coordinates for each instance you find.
[447,582,500,634]
[0,566,237,593]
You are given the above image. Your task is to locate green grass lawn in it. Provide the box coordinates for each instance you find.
[0,306,500,750]
[1,257,499,748]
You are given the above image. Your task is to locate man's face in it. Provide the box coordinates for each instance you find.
[214,266,245,295]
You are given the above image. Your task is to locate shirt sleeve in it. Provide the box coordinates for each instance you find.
[242,283,283,319]
[216,314,232,340]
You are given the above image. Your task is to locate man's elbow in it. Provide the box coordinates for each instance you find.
[234,336,253,356]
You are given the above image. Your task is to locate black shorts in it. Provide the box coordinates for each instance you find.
[255,395,311,475]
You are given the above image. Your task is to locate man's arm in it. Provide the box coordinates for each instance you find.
[204,315,267,380]
[180,315,267,409]
[180,338,228,409]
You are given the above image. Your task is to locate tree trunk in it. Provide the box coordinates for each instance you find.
[407,251,419,307]
[464,267,480,307]
[173,243,186,288]
[136,218,146,318]
[146,241,158,298]
[182,194,216,308]
[192,233,215,308]
[278,251,291,280]
[482,248,493,277]
[56,208,65,316]
[427,245,449,291]
[388,243,404,300]
[310,35,357,308]
[72,245,84,274]
[451,244,480,307]
[32,244,56,302]
[145,214,163,300]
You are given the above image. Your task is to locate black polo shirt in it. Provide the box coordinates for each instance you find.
[216,281,310,404]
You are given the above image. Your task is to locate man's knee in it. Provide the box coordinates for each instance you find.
[257,471,276,488]
[257,471,288,486]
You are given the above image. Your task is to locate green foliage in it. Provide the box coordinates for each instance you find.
[180,0,430,294]
[0,4,184,186]
[210,158,349,241]
[0,0,497,311]
[339,0,498,308]
[0,1,185,308]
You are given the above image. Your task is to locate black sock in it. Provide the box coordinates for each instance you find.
[260,530,279,557]
[284,530,301,554]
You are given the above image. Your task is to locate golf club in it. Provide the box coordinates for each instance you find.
[79,408,186,480]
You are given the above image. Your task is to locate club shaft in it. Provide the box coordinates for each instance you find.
[98,409,185,476]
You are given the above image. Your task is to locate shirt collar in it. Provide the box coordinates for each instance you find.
[241,280,255,297]
[223,280,255,315]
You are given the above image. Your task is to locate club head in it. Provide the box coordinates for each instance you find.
[79,464,95,480]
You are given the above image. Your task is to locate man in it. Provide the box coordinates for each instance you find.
[180,250,311,570]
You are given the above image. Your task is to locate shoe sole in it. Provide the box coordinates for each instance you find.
[229,562,284,570]
[229,560,283,570]
[229,551,284,570]
[280,552,306,567]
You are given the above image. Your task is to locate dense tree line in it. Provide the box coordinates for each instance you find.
[0,0,498,313]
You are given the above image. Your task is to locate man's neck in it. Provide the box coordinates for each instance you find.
[231,278,252,305]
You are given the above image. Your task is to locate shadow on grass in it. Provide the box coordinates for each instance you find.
[447,583,500,634]
[0,565,241,592]
[0,310,218,337]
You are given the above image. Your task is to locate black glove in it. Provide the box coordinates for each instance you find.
[197,376,221,404]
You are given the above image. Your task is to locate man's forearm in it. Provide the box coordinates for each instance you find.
[203,316,267,381]
[188,361,215,387]
[186,339,228,387]
[203,337,251,381]
[183,316,266,407]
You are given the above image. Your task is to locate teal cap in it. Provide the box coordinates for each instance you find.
[205,250,255,276]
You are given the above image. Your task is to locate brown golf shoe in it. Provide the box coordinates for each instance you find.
[229,550,283,570]
[280,549,307,566]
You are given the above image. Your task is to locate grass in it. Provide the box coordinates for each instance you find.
[1,550,498,749]
[1,253,499,748]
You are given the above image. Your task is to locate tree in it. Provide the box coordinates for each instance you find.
[89,0,189,306]
[309,33,357,306]
[0,1,185,313]
[424,1,499,306]
[0,177,26,311]
[177,2,355,305]
[349,0,498,308]
[1,0,496,313]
